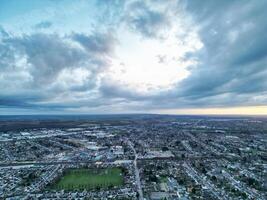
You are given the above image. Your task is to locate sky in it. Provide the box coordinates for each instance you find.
[0,0,267,115]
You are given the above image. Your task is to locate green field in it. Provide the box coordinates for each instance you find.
[50,168,123,191]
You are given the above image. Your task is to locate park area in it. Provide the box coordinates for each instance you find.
[49,167,124,191]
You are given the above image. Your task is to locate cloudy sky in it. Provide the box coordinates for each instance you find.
[0,0,267,115]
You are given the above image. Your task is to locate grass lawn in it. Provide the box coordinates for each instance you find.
[50,167,123,191]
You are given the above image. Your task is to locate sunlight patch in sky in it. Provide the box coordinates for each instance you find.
[106,22,202,93]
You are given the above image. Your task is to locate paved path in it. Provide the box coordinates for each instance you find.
[127,139,144,200]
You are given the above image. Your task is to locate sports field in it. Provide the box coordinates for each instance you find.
[50,167,123,190]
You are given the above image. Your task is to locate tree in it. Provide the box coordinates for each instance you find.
[201,167,207,174]
[162,146,169,151]
[191,187,196,194]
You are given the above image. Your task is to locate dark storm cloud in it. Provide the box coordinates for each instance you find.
[1,31,116,86]
[2,33,87,85]
[0,26,9,37]
[99,78,150,101]
[174,0,267,106]
[0,94,53,109]
[0,97,35,108]
[0,29,117,111]
[34,21,52,29]
[125,1,170,38]
[72,33,116,57]
[0,96,80,110]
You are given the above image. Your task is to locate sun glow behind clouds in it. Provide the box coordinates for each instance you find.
[106,22,202,93]
[159,106,267,115]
